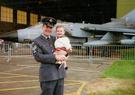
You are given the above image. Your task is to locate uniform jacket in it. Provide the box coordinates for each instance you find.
[32,35,66,82]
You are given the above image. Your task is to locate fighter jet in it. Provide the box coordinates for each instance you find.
[80,9,135,46]
[0,22,93,44]
[0,9,135,45]
[0,23,42,42]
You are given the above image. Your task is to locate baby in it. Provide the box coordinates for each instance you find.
[54,25,72,69]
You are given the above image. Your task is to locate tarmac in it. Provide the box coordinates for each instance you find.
[0,56,113,95]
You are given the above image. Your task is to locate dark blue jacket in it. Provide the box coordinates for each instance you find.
[32,35,66,82]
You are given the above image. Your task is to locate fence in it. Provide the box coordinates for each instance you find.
[0,43,135,62]
[70,45,135,60]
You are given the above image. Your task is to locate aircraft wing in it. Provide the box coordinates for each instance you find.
[82,9,135,46]
[81,26,135,34]
[81,9,135,34]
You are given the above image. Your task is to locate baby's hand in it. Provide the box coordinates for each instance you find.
[67,48,72,52]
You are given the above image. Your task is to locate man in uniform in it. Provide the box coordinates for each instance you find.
[32,17,66,95]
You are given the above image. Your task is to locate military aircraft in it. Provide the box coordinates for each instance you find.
[0,23,42,42]
[0,21,94,45]
[0,9,135,46]
[79,9,135,46]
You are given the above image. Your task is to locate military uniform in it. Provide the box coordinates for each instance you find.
[32,17,66,95]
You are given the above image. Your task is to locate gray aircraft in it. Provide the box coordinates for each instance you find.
[0,23,42,42]
[79,9,135,46]
[0,9,135,46]
[0,22,93,45]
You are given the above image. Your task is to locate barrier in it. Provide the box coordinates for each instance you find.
[70,45,135,60]
[0,43,32,62]
[0,43,135,62]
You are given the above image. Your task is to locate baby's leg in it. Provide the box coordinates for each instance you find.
[54,51,64,64]
[55,50,68,69]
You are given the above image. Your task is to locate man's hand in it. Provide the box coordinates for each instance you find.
[55,54,66,62]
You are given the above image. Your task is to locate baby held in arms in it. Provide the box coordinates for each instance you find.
[54,25,72,69]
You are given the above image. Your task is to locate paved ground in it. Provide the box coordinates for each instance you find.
[0,56,113,95]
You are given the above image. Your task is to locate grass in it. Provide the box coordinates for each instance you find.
[102,61,135,79]
[121,49,135,60]
[88,60,135,95]
[89,89,135,95]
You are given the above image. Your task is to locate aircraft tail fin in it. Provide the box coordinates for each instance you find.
[121,9,135,28]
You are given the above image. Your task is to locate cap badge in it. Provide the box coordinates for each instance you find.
[49,19,53,23]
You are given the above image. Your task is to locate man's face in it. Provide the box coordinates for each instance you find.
[42,25,53,36]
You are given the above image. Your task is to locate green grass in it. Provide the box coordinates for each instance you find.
[88,60,135,95]
[89,89,135,95]
[101,61,135,79]
[121,49,135,60]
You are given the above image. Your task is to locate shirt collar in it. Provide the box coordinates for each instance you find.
[42,34,51,39]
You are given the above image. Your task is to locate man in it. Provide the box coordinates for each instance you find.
[32,17,66,95]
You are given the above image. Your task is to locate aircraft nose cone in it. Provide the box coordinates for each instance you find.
[0,31,18,42]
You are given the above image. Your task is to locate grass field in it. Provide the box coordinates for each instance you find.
[102,61,135,79]
[121,49,135,60]
[88,60,135,95]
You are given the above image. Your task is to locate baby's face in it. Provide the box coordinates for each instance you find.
[56,27,65,38]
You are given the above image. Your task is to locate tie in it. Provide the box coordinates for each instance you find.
[46,37,49,40]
